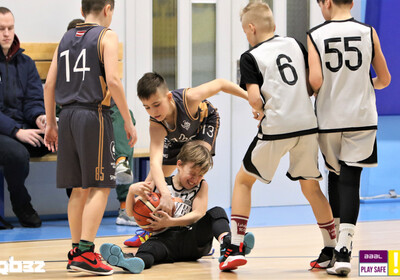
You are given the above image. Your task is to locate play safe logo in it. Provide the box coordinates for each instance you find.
[0,257,45,275]
[359,250,400,276]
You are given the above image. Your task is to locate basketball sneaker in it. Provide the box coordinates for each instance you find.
[70,249,113,275]
[124,229,152,247]
[115,158,133,184]
[100,243,144,274]
[219,243,247,271]
[116,208,138,226]
[66,247,79,272]
[309,247,334,269]
[326,247,352,276]
[219,232,255,263]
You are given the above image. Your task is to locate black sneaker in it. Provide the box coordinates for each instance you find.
[13,203,41,228]
[327,247,351,276]
[310,247,334,269]
[219,243,247,271]
[219,232,255,263]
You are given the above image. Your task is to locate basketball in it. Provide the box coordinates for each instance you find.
[132,192,161,232]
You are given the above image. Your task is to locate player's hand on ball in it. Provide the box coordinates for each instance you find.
[130,181,152,199]
[156,195,174,216]
[148,210,172,230]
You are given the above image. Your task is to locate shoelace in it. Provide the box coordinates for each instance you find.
[95,252,103,262]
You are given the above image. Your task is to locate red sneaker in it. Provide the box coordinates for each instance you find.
[124,229,152,247]
[66,247,79,272]
[70,250,113,275]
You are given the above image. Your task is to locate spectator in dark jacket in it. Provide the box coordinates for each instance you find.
[0,7,49,228]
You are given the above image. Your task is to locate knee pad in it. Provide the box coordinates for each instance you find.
[207,206,229,222]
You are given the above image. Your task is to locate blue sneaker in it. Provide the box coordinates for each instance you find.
[218,232,255,263]
[100,243,144,274]
[124,229,152,247]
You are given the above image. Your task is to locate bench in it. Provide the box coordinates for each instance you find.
[0,42,149,218]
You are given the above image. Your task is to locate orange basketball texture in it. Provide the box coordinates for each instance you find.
[132,192,161,231]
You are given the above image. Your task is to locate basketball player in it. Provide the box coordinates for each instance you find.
[123,72,248,246]
[100,141,254,273]
[308,0,391,276]
[219,1,337,272]
[43,0,137,275]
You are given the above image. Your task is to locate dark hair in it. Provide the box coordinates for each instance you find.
[81,0,115,17]
[0,7,13,16]
[137,72,169,100]
[177,141,213,175]
[67,18,84,31]
[317,0,353,4]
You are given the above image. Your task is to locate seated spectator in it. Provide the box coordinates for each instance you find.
[0,7,49,228]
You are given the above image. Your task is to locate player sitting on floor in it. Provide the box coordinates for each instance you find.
[100,141,255,273]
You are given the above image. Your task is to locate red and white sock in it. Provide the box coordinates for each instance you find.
[318,219,337,248]
[231,215,248,246]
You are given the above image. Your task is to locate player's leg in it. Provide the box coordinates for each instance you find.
[68,188,89,244]
[300,179,337,269]
[288,134,337,269]
[220,167,256,271]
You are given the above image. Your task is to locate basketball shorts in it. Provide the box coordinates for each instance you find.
[318,130,377,174]
[162,105,219,165]
[57,104,116,189]
[242,133,322,183]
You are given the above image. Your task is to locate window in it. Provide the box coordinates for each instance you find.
[153,0,177,89]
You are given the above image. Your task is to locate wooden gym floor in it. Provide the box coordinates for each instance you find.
[1,220,399,279]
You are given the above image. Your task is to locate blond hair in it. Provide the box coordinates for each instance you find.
[177,141,213,175]
[240,1,274,33]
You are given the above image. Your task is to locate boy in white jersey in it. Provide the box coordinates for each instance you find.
[99,141,254,273]
[219,1,337,272]
[308,0,391,276]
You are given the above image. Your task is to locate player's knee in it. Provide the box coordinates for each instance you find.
[207,206,228,222]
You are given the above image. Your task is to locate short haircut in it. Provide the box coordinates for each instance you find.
[0,7,13,16]
[67,18,84,31]
[317,0,353,4]
[177,141,213,175]
[240,1,274,33]
[81,0,115,17]
[137,72,169,100]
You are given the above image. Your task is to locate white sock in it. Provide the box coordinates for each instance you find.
[336,223,355,252]
[334,218,340,241]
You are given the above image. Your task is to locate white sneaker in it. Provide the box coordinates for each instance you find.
[115,159,133,184]
[116,209,137,226]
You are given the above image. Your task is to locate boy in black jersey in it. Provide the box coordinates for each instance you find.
[308,0,391,276]
[129,73,247,227]
[99,141,254,273]
[44,0,137,276]
[219,1,337,272]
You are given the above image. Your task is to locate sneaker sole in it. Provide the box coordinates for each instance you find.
[100,243,144,274]
[219,256,247,271]
[116,217,138,226]
[218,232,255,263]
[327,261,351,276]
[69,264,113,275]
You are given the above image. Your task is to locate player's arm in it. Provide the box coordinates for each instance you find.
[185,79,248,116]
[246,83,263,114]
[43,46,59,152]
[103,30,137,147]
[307,34,323,93]
[371,27,391,90]
[149,121,175,215]
[151,180,208,228]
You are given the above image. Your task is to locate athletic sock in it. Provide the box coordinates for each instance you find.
[336,223,355,252]
[72,243,79,249]
[334,218,340,241]
[231,215,248,246]
[318,219,337,248]
[78,240,94,252]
